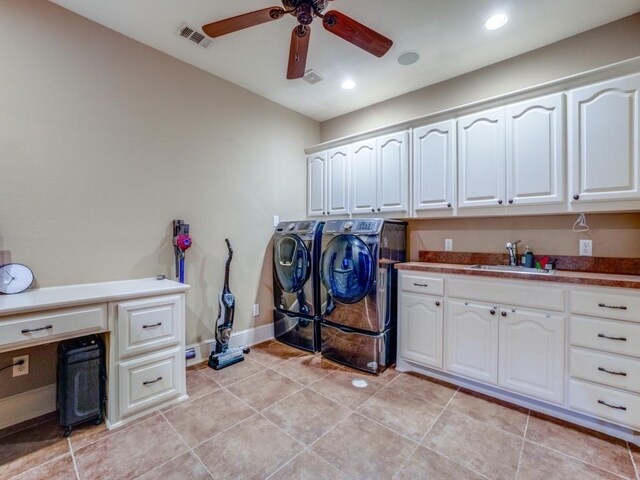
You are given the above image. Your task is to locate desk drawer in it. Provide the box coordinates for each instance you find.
[0,305,106,350]
[118,347,181,418]
[571,289,640,322]
[401,274,444,296]
[570,316,640,358]
[117,295,182,358]
[570,348,640,393]
[569,378,640,430]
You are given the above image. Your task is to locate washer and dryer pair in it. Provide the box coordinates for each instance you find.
[272,219,406,374]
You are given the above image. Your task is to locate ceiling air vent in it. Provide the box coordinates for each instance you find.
[177,23,212,48]
[303,69,324,85]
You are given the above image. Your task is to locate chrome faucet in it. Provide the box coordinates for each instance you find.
[506,241,521,266]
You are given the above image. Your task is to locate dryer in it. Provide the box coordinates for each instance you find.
[319,219,406,374]
[273,220,326,352]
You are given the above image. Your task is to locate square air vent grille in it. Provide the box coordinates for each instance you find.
[303,69,324,85]
[177,23,212,48]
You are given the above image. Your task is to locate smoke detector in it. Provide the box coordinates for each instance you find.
[177,23,212,48]
[303,69,324,85]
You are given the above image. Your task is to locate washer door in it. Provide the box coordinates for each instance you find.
[321,235,374,305]
[274,235,311,293]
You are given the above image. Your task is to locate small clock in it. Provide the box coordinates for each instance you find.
[0,263,34,294]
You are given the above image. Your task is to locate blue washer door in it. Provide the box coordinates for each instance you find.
[274,235,311,294]
[321,235,374,305]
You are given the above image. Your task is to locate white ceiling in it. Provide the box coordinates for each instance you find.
[49,0,640,122]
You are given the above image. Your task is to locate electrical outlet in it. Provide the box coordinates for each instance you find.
[445,239,453,252]
[13,355,28,377]
[579,239,593,257]
[252,304,260,317]
[273,215,279,228]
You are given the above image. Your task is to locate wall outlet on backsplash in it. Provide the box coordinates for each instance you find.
[445,239,453,252]
[579,239,593,256]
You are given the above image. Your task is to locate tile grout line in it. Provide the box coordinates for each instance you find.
[263,447,309,480]
[6,451,73,480]
[514,410,531,479]
[629,441,640,480]
[68,437,81,480]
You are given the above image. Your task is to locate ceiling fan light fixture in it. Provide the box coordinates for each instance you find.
[484,13,508,30]
[397,51,420,66]
[341,79,356,90]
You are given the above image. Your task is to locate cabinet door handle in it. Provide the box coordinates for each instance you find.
[598,303,627,311]
[501,311,507,317]
[447,203,452,208]
[435,301,441,307]
[498,200,503,205]
[21,325,53,334]
[598,399,627,411]
[489,309,496,315]
[598,367,627,376]
[413,283,429,287]
[143,376,163,386]
[598,333,627,342]
[142,322,163,329]
[377,208,381,212]
[371,208,375,212]
[573,194,580,200]
[508,199,513,204]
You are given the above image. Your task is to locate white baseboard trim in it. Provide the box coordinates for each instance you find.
[186,323,274,367]
[0,383,56,430]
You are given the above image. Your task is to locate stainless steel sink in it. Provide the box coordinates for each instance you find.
[466,264,556,275]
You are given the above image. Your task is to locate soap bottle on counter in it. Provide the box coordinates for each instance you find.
[522,245,535,268]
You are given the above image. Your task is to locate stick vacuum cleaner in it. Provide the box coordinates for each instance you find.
[208,239,250,370]
[172,220,192,284]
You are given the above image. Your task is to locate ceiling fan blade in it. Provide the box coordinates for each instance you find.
[322,10,392,57]
[287,25,311,80]
[203,6,285,38]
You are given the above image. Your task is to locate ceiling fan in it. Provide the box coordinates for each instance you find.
[202,0,393,80]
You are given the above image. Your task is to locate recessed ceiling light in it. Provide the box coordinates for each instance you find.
[484,13,508,30]
[341,79,356,90]
[397,51,420,66]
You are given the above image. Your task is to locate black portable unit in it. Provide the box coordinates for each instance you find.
[57,334,106,437]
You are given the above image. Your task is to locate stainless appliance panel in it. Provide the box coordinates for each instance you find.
[274,310,319,353]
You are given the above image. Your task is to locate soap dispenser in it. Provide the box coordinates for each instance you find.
[522,245,535,268]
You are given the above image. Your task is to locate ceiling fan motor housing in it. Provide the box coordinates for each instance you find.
[282,0,329,24]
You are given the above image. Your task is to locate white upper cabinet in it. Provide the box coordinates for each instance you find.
[326,146,350,215]
[377,131,410,213]
[413,120,456,213]
[307,153,326,217]
[506,93,565,206]
[458,107,506,209]
[569,73,640,203]
[351,139,377,214]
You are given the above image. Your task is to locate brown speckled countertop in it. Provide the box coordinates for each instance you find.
[395,262,640,289]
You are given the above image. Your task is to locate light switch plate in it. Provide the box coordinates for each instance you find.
[445,239,453,252]
[252,304,260,317]
[273,215,279,228]
[579,239,593,256]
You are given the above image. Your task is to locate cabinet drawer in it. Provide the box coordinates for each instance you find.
[570,316,640,358]
[400,274,444,296]
[448,277,565,311]
[118,348,181,418]
[571,289,640,322]
[569,378,640,430]
[570,348,640,394]
[117,295,182,358]
[0,305,106,350]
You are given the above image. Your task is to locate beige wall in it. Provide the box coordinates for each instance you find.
[408,214,640,262]
[0,0,319,397]
[321,13,640,141]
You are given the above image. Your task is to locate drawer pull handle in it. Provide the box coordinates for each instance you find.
[142,322,163,329]
[21,325,53,334]
[598,367,627,376]
[598,334,627,342]
[143,376,163,386]
[598,399,627,411]
[598,303,627,310]
[413,283,429,287]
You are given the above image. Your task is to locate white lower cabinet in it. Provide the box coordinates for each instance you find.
[498,309,565,404]
[445,300,499,384]
[399,292,443,369]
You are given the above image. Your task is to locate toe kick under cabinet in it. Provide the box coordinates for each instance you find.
[396,270,640,441]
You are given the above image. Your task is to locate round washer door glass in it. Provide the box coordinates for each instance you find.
[321,235,374,304]
[274,235,311,293]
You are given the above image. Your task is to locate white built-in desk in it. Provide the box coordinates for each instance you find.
[0,278,190,429]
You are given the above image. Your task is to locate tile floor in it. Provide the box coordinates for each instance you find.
[1,340,639,480]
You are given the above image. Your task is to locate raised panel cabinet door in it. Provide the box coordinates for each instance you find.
[351,139,377,214]
[569,73,640,203]
[377,131,410,213]
[327,146,350,215]
[399,292,444,369]
[413,120,456,212]
[445,300,499,384]
[307,153,326,216]
[498,309,565,404]
[458,107,506,208]
[506,93,565,206]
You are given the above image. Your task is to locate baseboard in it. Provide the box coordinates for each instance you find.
[0,384,56,430]
[186,323,274,367]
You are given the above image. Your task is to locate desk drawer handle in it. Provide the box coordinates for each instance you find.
[599,303,627,310]
[414,283,429,287]
[21,325,53,334]
[598,334,627,342]
[598,367,627,376]
[598,399,627,411]
[143,377,163,386]
[142,322,163,329]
